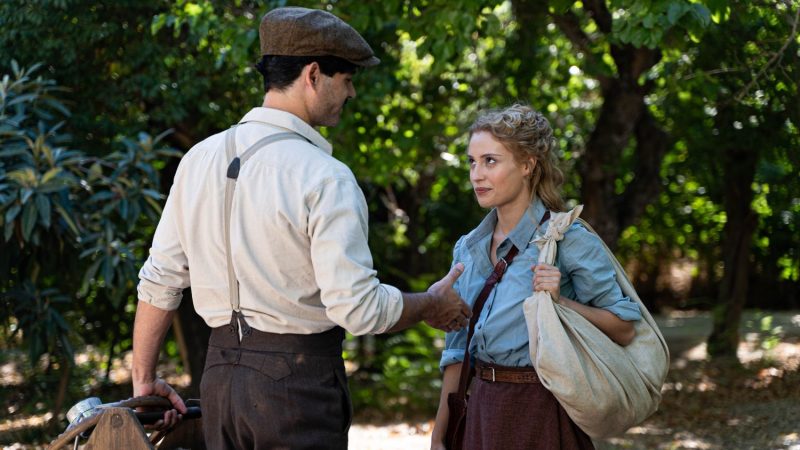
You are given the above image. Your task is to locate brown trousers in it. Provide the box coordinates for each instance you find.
[464,365,595,450]
[200,325,350,450]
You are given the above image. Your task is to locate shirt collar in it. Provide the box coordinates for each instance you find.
[464,197,550,253]
[515,198,549,249]
[239,107,333,155]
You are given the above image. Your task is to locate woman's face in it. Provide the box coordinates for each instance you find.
[467,131,533,211]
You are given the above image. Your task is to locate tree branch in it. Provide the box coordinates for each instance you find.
[584,0,613,34]
[550,11,594,55]
[550,11,612,87]
[733,6,799,102]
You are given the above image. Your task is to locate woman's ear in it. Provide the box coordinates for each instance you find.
[525,157,537,177]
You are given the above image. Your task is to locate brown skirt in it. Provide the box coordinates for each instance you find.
[464,364,595,450]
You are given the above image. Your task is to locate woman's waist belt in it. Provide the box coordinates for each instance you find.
[475,360,540,384]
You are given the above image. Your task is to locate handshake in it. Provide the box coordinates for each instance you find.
[389,263,472,334]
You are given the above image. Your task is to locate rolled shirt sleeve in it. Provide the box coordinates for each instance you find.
[440,327,469,370]
[558,224,642,321]
[137,179,190,311]
[307,176,403,336]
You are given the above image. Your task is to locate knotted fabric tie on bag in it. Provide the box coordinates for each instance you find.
[523,205,670,439]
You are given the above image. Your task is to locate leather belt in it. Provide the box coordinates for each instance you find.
[475,362,540,384]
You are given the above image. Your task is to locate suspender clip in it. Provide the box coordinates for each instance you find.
[226,157,241,179]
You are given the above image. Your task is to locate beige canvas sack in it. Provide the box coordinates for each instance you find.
[523,205,670,439]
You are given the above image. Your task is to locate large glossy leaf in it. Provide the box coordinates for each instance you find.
[34,193,50,228]
[20,200,36,241]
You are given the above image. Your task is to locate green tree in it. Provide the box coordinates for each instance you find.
[0,62,179,421]
[662,1,800,359]
[2,1,798,425]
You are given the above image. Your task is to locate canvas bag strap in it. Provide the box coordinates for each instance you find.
[452,210,551,401]
[223,126,308,336]
[573,218,641,304]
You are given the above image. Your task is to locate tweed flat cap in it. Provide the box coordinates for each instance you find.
[259,7,380,67]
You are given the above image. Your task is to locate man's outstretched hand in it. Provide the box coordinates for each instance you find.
[424,263,471,332]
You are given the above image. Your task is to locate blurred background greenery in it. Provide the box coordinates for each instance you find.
[0,0,798,445]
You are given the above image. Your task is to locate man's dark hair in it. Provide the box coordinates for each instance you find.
[254,55,358,92]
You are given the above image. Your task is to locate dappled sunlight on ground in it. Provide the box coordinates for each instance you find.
[0,413,52,435]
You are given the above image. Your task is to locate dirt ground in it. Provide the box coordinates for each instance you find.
[2,311,799,449]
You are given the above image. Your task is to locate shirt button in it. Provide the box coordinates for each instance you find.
[477,324,482,329]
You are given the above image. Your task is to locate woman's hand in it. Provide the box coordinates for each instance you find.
[431,364,461,450]
[532,263,561,301]
[531,264,637,346]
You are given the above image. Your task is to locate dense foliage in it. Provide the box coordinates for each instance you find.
[0,61,181,420]
[1,0,797,426]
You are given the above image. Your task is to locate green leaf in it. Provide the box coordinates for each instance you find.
[20,187,33,204]
[0,148,29,158]
[144,195,163,214]
[79,245,102,259]
[41,98,71,117]
[6,93,37,107]
[4,220,12,242]
[8,168,36,186]
[120,198,128,219]
[21,201,36,241]
[78,258,103,296]
[101,258,114,285]
[53,201,79,236]
[5,203,20,223]
[141,188,163,200]
[35,193,50,228]
[41,167,62,184]
[690,4,712,27]
[667,3,686,25]
[89,191,116,202]
[37,181,69,194]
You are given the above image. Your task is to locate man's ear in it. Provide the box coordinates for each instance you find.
[304,62,321,90]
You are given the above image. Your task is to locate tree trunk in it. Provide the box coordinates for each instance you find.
[49,358,71,431]
[579,82,645,246]
[511,0,668,249]
[707,146,759,360]
[621,109,671,232]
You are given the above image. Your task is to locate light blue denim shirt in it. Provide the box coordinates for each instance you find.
[440,199,642,370]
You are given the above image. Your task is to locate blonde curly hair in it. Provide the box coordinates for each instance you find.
[469,103,566,212]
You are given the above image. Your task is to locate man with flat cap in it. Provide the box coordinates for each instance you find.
[130,6,471,449]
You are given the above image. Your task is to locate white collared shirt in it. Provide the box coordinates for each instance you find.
[137,107,403,335]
